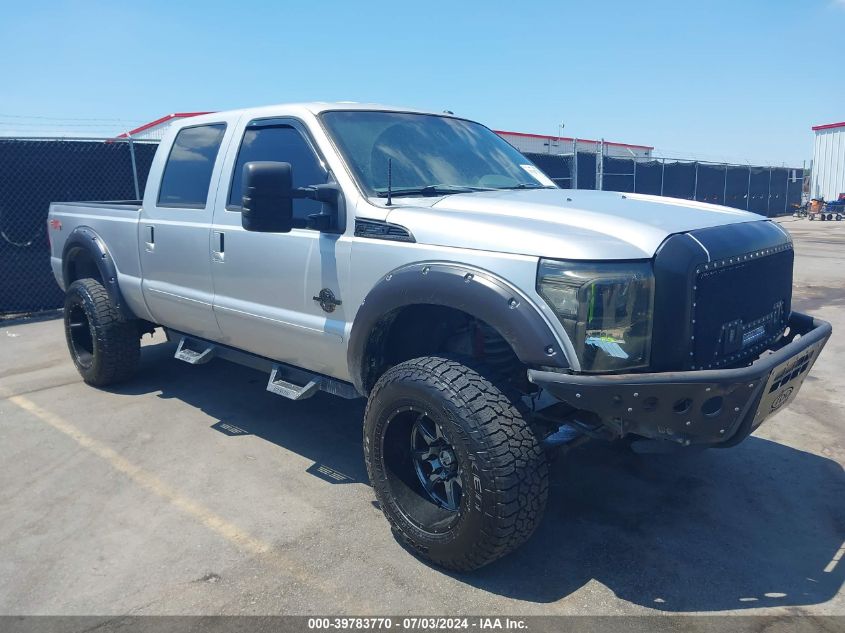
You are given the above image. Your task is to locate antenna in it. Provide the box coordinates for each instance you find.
[387,158,393,206]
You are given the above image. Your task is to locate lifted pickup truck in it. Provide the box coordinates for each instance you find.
[48,103,831,571]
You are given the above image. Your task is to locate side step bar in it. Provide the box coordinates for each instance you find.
[169,331,360,401]
[174,336,217,365]
[267,365,320,400]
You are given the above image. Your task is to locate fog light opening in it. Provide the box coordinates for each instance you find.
[673,398,692,415]
[701,396,724,417]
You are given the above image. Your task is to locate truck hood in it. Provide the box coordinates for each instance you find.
[382,189,765,260]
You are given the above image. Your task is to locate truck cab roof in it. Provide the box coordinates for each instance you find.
[180,102,454,128]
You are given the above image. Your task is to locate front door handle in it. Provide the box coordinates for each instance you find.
[212,230,225,262]
[144,225,155,252]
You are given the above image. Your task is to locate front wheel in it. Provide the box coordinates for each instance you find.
[63,278,140,386]
[364,356,548,571]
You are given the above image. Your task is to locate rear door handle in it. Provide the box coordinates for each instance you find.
[144,225,155,252]
[212,230,225,262]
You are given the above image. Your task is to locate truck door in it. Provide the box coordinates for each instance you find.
[139,121,230,340]
[210,117,350,379]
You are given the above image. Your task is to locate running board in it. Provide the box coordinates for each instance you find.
[164,329,361,401]
[174,336,217,365]
[266,365,321,400]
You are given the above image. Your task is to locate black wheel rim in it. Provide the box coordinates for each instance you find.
[410,414,463,512]
[382,406,463,533]
[67,303,94,368]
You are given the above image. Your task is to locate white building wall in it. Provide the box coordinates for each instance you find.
[812,125,845,200]
[128,124,174,141]
[496,132,652,159]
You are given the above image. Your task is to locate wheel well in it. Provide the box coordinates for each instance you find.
[65,246,104,286]
[361,304,528,394]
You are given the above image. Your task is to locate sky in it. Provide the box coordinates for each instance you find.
[0,0,843,167]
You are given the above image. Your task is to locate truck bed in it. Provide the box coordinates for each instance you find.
[51,200,143,209]
[48,199,150,320]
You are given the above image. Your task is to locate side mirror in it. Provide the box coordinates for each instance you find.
[241,161,294,233]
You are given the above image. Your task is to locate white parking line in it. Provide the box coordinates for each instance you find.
[8,393,274,557]
[824,541,845,573]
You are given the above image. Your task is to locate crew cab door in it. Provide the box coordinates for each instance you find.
[138,121,230,340]
[210,116,351,379]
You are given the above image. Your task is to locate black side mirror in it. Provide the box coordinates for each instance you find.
[241,161,294,233]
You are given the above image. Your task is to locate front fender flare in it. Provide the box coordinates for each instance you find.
[62,226,134,320]
[347,262,569,394]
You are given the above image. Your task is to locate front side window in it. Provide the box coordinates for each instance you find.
[228,122,328,224]
[320,111,555,196]
[158,123,226,207]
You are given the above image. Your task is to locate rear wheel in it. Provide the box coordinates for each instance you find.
[364,356,548,571]
[63,278,140,386]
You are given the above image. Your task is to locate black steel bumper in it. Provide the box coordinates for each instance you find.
[527,312,832,447]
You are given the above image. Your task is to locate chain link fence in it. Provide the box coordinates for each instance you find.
[0,138,158,317]
[524,150,807,215]
[0,135,808,318]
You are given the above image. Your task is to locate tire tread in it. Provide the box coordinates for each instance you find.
[365,355,548,571]
[64,278,140,386]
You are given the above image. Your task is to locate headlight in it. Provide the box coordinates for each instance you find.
[537,259,654,372]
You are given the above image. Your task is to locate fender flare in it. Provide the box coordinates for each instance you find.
[347,261,569,394]
[61,226,135,320]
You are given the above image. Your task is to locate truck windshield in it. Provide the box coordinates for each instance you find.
[321,111,556,197]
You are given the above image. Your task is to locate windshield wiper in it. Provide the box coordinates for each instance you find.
[496,183,556,190]
[375,185,491,198]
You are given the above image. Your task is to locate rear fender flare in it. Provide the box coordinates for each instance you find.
[347,262,569,394]
[61,226,134,320]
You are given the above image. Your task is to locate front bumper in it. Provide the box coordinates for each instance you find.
[528,312,831,447]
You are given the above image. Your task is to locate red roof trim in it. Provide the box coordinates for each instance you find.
[494,129,653,151]
[812,121,845,132]
[117,112,213,138]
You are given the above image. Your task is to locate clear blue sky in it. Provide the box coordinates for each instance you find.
[1,0,843,166]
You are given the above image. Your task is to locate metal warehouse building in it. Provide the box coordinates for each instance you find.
[117,112,211,141]
[117,112,653,159]
[811,121,845,201]
[494,130,653,159]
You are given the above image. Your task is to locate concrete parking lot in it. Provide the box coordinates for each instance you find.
[1,219,843,617]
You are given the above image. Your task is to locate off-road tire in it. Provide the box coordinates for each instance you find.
[63,278,140,386]
[364,356,548,571]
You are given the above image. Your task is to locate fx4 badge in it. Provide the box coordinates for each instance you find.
[313,288,342,313]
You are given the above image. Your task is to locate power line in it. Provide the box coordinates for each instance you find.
[0,122,131,128]
[0,113,144,123]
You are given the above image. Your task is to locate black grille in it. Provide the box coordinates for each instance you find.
[692,244,793,369]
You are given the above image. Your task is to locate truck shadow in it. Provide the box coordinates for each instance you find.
[461,436,845,612]
[112,341,844,613]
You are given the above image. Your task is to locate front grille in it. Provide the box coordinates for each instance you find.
[691,243,793,369]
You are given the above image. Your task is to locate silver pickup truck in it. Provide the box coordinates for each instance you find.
[48,102,831,570]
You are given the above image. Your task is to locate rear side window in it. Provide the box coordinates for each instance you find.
[228,123,327,223]
[158,123,226,208]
